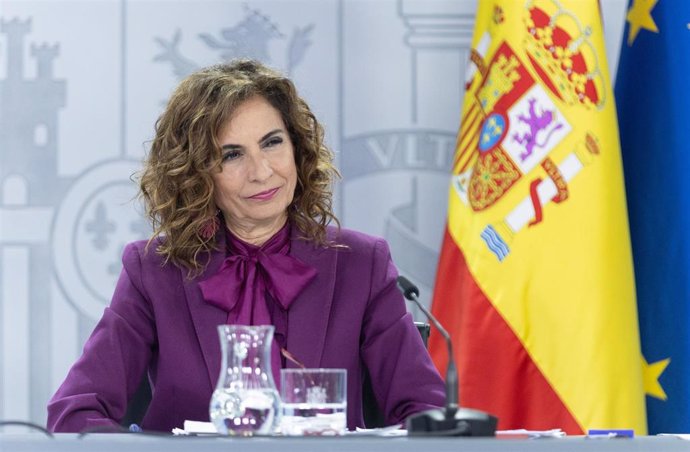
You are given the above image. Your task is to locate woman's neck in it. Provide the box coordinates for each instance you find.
[224,214,288,246]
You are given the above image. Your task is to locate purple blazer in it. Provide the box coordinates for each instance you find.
[47,226,444,432]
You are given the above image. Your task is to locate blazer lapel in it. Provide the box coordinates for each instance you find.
[183,230,228,389]
[287,230,337,368]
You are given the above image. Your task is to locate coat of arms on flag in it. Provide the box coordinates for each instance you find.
[452,0,605,261]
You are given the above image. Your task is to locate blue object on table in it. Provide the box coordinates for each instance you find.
[129,423,142,433]
[587,429,634,438]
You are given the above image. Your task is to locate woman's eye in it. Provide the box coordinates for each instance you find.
[264,137,283,148]
[222,150,241,161]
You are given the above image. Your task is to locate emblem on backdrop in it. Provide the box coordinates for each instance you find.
[0,17,149,320]
[154,3,314,78]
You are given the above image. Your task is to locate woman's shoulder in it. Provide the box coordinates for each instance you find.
[121,237,169,269]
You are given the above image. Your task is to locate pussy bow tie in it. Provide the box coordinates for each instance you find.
[198,229,317,324]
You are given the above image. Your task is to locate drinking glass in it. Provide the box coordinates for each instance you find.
[280,368,347,436]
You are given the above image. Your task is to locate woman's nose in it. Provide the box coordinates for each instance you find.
[247,153,273,182]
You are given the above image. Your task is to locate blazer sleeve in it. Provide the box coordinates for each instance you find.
[359,238,445,426]
[47,243,157,432]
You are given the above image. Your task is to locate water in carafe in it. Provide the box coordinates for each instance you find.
[209,325,280,435]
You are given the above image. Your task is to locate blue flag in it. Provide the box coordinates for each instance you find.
[615,0,690,434]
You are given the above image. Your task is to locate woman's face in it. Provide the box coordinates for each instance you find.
[212,95,297,234]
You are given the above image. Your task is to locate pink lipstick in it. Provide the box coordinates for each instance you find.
[249,187,279,200]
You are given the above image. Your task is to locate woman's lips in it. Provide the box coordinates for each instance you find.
[248,187,280,200]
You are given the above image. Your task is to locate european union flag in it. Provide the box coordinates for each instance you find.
[615,0,690,434]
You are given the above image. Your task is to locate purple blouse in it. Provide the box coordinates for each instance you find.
[198,222,317,384]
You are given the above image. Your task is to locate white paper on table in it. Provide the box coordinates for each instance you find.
[657,434,690,440]
[171,420,218,435]
[351,424,407,436]
[496,428,566,438]
[173,420,408,436]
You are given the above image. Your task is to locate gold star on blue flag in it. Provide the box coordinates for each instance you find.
[626,0,659,45]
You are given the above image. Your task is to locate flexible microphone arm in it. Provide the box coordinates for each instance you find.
[396,276,457,413]
[396,275,497,436]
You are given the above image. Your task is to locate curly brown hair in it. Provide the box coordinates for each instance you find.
[139,59,340,276]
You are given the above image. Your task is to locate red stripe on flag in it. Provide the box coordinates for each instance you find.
[429,228,583,434]
[457,136,479,173]
[453,105,480,166]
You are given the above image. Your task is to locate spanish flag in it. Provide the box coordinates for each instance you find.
[429,0,646,434]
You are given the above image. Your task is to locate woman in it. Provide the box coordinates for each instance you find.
[47,59,445,433]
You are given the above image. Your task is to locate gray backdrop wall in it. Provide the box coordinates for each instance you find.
[0,0,627,426]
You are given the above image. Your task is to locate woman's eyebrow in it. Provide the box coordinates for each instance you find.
[260,129,284,142]
[220,129,284,150]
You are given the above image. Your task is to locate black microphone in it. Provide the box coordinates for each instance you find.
[397,275,497,436]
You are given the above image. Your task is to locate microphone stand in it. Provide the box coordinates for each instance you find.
[397,276,497,436]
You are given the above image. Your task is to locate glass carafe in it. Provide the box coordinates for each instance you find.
[209,325,280,435]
